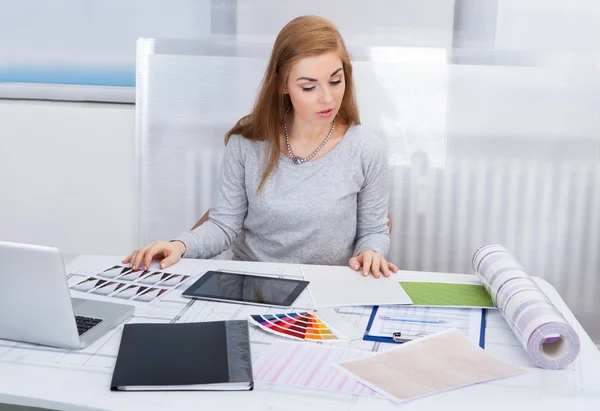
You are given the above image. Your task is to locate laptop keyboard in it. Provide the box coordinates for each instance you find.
[75,316,103,335]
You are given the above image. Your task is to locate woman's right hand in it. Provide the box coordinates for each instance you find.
[122,240,186,271]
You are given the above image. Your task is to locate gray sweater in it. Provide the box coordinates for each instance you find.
[175,124,390,265]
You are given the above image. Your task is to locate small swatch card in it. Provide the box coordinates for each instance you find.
[250,312,340,342]
[70,265,192,304]
[249,309,362,342]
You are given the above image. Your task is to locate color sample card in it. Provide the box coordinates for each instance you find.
[93,281,126,295]
[69,265,191,304]
[399,282,495,308]
[336,329,524,402]
[250,312,340,342]
[112,285,140,300]
[253,341,379,397]
[72,277,104,292]
[99,266,130,278]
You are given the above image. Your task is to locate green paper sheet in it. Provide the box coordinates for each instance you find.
[399,282,495,308]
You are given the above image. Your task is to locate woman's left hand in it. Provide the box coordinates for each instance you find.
[348,250,398,279]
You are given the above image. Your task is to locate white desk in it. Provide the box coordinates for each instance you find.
[1,255,599,411]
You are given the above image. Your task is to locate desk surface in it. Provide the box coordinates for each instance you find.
[1,255,599,411]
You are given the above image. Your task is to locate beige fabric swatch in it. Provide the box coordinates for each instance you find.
[336,329,525,402]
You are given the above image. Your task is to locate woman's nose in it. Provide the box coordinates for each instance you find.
[319,86,334,104]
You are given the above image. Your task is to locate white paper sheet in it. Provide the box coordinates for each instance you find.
[367,305,484,346]
[300,265,413,307]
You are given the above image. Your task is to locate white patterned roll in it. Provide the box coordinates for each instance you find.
[472,244,580,370]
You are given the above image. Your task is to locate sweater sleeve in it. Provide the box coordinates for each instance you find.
[173,135,248,259]
[353,134,391,257]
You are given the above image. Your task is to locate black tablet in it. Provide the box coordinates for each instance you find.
[182,270,309,307]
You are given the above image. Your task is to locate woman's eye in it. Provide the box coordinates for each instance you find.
[301,79,341,91]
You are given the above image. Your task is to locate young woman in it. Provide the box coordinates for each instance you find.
[124,16,397,278]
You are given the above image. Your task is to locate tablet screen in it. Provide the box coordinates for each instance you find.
[182,271,309,307]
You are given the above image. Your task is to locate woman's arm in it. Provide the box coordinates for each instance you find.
[354,141,391,257]
[124,137,249,269]
[349,135,397,278]
[191,210,210,230]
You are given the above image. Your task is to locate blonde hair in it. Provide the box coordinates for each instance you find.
[225,15,360,192]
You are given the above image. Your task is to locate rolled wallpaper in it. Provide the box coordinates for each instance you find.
[472,244,580,370]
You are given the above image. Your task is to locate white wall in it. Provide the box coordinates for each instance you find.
[496,0,600,51]
[0,99,135,256]
[236,0,455,50]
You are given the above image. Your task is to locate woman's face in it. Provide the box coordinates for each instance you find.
[284,51,346,125]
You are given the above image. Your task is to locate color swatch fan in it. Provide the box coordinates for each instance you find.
[250,312,341,342]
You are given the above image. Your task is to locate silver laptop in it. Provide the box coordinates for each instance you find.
[0,241,135,349]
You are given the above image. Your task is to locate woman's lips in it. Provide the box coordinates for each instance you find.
[317,108,334,118]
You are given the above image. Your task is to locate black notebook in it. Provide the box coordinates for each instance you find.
[110,320,253,391]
